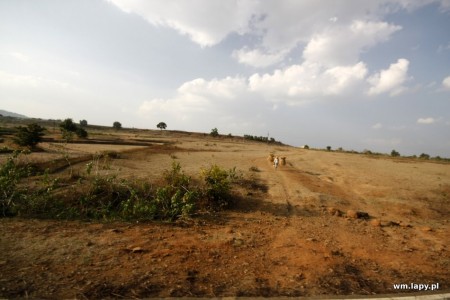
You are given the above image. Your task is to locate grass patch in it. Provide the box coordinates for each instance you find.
[0,152,242,221]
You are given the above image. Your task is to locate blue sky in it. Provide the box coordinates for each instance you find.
[1,0,449,156]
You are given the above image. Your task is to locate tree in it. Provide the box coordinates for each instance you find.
[419,153,430,160]
[113,121,122,130]
[210,128,219,137]
[391,149,400,157]
[326,146,332,151]
[14,123,45,148]
[157,122,167,130]
[76,127,88,138]
[60,118,88,139]
[79,119,88,127]
[60,118,77,132]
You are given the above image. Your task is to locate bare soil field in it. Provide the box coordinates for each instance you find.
[0,129,449,298]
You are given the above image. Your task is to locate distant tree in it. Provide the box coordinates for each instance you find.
[76,127,88,138]
[60,118,77,132]
[157,122,167,130]
[79,119,88,127]
[391,149,400,157]
[14,123,45,148]
[113,121,122,130]
[303,145,309,149]
[326,146,332,151]
[419,153,430,159]
[210,128,219,137]
[59,118,88,140]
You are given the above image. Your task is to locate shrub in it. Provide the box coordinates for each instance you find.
[76,127,88,138]
[0,151,31,216]
[326,146,332,151]
[154,162,197,219]
[113,121,122,130]
[79,120,88,127]
[13,123,45,148]
[249,166,260,172]
[200,165,232,209]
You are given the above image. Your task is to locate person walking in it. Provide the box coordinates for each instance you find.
[274,156,279,170]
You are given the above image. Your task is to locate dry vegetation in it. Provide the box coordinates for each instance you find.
[0,120,449,298]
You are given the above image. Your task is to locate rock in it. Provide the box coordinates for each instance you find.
[327,207,342,216]
[346,210,358,219]
[421,226,432,232]
[400,222,412,228]
[386,221,400,227]
[370,219,381,227]
[357,211,370,219]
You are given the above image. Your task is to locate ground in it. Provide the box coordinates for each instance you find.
[0,128,449,298]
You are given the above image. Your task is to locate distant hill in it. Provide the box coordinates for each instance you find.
[0,109,29,119]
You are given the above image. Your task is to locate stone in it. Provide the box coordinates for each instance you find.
[346,209,358,219]
[370,219,381,227]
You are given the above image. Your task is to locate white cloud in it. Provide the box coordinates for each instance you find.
[0,70,69,89]
[232,48,286,68]
[372,123,383,129]
[303,20,401,67]
[10,52,30,63]
[417,117,436,124]
[107,0,425,68]
[367,58,410,96]
[442,76,450,90]
[106,0,257,47]
[248,61,367,102]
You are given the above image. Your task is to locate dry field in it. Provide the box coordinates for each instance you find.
[0,129,449,298]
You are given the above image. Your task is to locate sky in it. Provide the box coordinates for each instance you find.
[1,0,450,157]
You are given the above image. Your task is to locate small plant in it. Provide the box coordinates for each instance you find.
[200,164,232,209]
[249,166,260,172]
[0,151,31,216]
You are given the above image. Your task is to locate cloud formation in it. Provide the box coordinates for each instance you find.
[367,59,410,96]
[442,76,450,90]
[417,117,436,124]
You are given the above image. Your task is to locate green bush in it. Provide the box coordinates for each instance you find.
[14,123,45,148]
[154,161,197,220]
[200,164,232,209]
[0,151,31,216]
